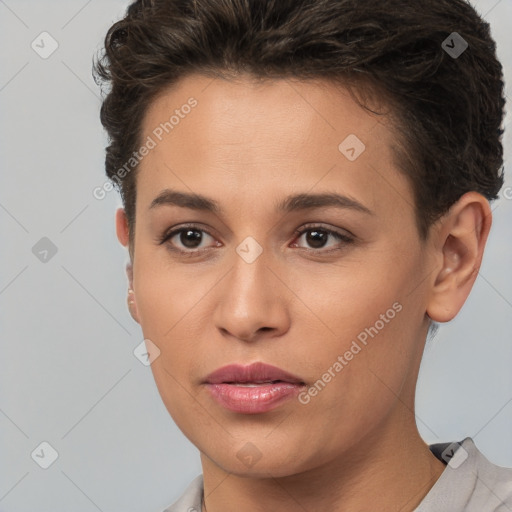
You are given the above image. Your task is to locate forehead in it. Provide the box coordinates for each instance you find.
[136,73,412,221]
[142,73,391,148]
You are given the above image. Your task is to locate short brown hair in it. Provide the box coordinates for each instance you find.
[93,0,506,245]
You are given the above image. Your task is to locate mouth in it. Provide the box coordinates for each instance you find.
[223,380,286,386]
[204,361,305,385]
[204,362,306,414]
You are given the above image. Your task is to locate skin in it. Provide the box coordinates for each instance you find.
[115,73,492,512]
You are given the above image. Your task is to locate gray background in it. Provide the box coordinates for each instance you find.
[0,0,511,510]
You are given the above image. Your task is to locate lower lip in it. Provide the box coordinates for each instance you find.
[205,382,304,414]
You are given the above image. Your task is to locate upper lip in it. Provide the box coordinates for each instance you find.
[204,362,305,385]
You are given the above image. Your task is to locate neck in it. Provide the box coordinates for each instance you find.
[200,406,445,512]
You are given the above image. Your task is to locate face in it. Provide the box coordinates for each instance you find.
[123,73,436,477]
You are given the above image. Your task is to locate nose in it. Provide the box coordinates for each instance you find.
[213,248,291,343]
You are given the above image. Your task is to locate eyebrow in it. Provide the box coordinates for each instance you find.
[149,189,373,215]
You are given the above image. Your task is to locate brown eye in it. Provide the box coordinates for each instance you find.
[159,225,218,254]
[177,229,204,249]
[292,226,354,251]
[303,229,329,249]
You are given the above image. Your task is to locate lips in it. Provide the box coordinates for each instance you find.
[204,362,306,414]
[204,362,305,385]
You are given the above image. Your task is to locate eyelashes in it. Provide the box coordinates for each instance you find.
[158,223,355,257]
[291,226,355,250]
[158,224,217,255]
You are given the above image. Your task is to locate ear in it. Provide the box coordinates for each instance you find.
[115,207,130,248]
[115,208,140,323]
[426,192,492,323]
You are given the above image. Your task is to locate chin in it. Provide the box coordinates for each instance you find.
[202,440,318,479]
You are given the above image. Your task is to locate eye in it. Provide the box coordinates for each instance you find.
[291,225,354,251]
[159,224,219,255]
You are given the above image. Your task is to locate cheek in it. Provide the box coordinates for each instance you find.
[293,307,416,458]
[133,262,206,410]
[134,253,208,337]
[298,256,422,413]
[135,265,211,434]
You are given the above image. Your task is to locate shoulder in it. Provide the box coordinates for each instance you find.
[159,474,204,512]
[418,437,512,512]
[467,438,512,510]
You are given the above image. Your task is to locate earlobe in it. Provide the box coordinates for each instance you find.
[125,262,141,323]
[127,286,141,324]
[426,192,492,323]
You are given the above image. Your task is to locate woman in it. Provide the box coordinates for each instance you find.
[93,0,512,510]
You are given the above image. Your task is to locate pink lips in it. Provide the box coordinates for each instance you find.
[204,362,306,414]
